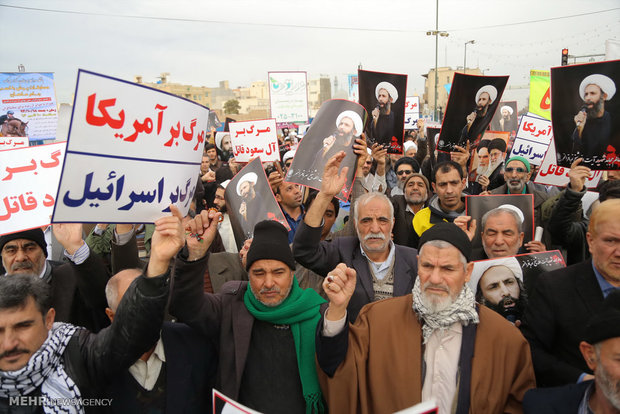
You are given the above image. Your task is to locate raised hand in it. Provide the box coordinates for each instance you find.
[453,215,477,241]
[323,263,357,321]
[53,222,84,255]
[147,205,185,277]
[320,152,349,197]
[568,158,591,191]
[185,208,222,261]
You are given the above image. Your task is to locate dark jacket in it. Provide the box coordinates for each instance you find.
[547,185,589,265]
[520,260,605,387]
[0,273,169,413]
[391,195,420,248]
[293,221,417,322]
[523,380,592,413]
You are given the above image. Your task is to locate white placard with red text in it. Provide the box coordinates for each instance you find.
[229,119,279,163]
[534,136,603,188]
[0,142,65,235]
[0,137,28,151]
[404,96,420,129]
[53,70,208,223]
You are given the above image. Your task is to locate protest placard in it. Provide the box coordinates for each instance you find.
[0,137,28,150]
[507,114,554,166]
[225,157,289,250]
[285,99,366,201]
[465,194,535,251]
[489,101,518,137]
[268,71,309,124]
[438,73,508,153]
[551,60,620,170]
[229,119,279,163]
[1,142,65,235]
[53,69,208,223]
[213,389,261,414]
[358,69,407,153]
[404,96,420,130]
[348,74,359,103]
[529,70,551,121]
[534,136,603,188]
[0,72,59,141]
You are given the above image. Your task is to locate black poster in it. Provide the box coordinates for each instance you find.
[225,158,289,249]
[285,99,366,201]
[465,194,535,250]
[551,59,620,169]
[358,69,407,154]
[490,101,518,138]
[438,73,509,152]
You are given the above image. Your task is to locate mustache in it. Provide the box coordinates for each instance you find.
[423,282,449,294]
[0,348,29,359]
[11,261,35,271]
[363,232,386,241]
[259,286,281,294]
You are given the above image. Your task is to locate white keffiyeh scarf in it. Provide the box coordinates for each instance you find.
[0,322,83,414]
[412,278,479,344]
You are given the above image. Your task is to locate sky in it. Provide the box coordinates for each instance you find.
[1,0,619,107]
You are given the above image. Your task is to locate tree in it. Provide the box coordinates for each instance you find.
[224,99,241,114]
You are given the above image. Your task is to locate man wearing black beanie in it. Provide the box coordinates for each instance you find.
[1,226,110,332]
[170,214,328,413]
[316,222,535,413]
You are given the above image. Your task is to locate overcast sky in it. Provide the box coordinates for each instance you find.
[2,0,618,106]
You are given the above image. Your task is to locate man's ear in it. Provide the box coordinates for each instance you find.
[579,341,597,371]
[44,308,55,330]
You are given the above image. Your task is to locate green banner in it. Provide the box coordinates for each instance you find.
[529,70,551,120]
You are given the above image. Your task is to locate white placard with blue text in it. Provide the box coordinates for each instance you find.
[52,70,208,223]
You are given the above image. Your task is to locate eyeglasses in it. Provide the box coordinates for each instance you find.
[505,167,527,173]
[396,170,413,176]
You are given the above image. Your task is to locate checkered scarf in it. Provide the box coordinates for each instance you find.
[412,278,479,344]
[0,322,83,414]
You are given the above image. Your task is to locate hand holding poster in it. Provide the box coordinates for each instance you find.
[1,142,65,235]
[229,119,279,163]
[358,69,407,153]
[225,157,289,249]
[551,60,620,169]
[437,73,509,153]
[53,70,208,223]
[285,99,367,201]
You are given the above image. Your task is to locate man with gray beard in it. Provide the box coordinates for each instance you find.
[294,152,418,322]
[315,222,535,413]
[392,173,430,248]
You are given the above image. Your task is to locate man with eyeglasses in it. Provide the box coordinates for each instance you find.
[489,156,551,236]
[389,157,420,196]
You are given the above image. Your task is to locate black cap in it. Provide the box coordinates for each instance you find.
[246,220,295,271]
[585,289,620,344]
[488,138,507,153]
[0,229,48,257]
[418,222,471,261]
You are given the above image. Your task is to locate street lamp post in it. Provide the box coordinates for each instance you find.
[426,29,449,122]
[464,40,475,74]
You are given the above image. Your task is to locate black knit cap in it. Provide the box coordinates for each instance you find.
[0,228,48,257]
[246,220,296,271]
[418,222,472,261]
[585,289,620,344]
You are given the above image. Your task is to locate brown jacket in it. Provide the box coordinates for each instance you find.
[318,295,535,414]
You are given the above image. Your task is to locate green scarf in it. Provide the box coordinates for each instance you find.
[244,276,327,414]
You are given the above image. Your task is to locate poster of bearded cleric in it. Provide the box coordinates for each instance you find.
[437,73,508,153]
[467,251,565,325]
[358,69,407,153]
[489,101,518,137]
[285,99,367,201]
[551,60,620,169]
[465,194,535,255]
[225,157,289,249]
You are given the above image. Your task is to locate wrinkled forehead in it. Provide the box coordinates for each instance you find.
[2,238,41,252]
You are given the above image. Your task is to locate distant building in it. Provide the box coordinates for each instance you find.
[423,67,482,118]
[308,76,332,117]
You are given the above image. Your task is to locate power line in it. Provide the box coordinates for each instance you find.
[1,3,618,33]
